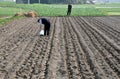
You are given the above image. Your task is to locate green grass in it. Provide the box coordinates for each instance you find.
[0,2,120,26]
[98,8,120,15]
[0,7,27,17]
[0,2,120,17]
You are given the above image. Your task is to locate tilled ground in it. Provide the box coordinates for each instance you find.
[0,16,120,79]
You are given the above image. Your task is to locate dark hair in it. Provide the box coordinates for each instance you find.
[37,19,40,22]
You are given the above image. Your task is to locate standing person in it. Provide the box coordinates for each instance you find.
[38,18,50,36]
[67,4,72,16]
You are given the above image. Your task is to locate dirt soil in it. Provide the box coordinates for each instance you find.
[0,16,120,79]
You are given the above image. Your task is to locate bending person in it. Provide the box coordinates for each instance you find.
[38,18,50,36]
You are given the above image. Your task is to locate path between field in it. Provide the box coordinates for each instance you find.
[0,16,120,79]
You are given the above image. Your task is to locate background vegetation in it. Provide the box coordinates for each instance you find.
[0,1,120,26]
[0,2,120,17]
[1,2,120,17]
[16,0,88,4]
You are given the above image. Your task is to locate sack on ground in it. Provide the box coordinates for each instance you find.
[39,30,44,35]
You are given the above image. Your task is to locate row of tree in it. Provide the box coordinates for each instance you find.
[16,0,95,4]
[41,0,88,4]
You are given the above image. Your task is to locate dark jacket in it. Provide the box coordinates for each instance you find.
[38,18,51,35]
[68,4,72,12]
[38,18,50,29]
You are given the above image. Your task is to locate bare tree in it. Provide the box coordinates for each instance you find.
[87,0,95,4]
[38,0,40,3]
[28,0,30,4]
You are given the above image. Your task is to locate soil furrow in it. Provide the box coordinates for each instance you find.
[86,17,120,34]
[9,36,39,79]
[13,17,54,79]
[67,17,95,79]
[0,16,120,79]
[84,17,120,45]
[38,17,56,79]
[81,17,120,55]
[63,17,81,79]
[97,17,120,31]
[0,19,37,56]
[0,18,36,45]
[0,21,39,70]
[76,17,120,78]
[46,17,69,79]
[0,19,40,79]
[69,17,106,79]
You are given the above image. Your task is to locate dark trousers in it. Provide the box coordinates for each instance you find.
[67,10,71,15]
[44,29,50,35]
[44,26,50,36]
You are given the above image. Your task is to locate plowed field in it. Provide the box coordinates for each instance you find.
[0,17,120,79]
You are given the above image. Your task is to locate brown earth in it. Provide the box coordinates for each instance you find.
[15,11,37,17]
[0,16,120,79]
[24,11,37,18]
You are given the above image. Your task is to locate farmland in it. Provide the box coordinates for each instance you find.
[0,16,120,79]
[0,1,120,79]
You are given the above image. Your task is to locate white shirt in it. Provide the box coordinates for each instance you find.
[39,19,42,24]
